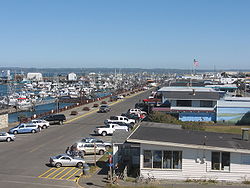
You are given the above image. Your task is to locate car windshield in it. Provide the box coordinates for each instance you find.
[55,155,63,159]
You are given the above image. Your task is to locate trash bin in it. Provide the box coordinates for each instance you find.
[82,164,90,175]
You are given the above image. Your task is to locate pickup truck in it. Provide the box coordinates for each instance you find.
[104,116,135,125]
[94,123,128,136]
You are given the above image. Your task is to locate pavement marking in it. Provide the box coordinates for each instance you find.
[51,167,69,179]
[66,169,81,180]
[44,168,61,178]
[58,168,76,179]
[65,109,99,124]
[38,168,54,178]
[38,167,82,182]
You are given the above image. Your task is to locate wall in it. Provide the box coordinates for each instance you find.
[179,112,216,122]
[0,114,8,129]
[140,144,250,182]
[217,101,250,124]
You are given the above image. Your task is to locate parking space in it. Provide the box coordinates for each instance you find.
[38,167,82,182]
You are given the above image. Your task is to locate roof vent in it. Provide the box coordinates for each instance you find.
[241,128,250,141]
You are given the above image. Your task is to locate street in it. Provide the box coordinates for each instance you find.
[0,90,151,188]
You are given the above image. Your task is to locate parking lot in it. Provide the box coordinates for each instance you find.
[0,89,152,188]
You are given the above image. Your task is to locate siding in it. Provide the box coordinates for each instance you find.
[140,144,250,182]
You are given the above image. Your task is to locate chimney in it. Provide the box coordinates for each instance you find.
[241,128,250,141]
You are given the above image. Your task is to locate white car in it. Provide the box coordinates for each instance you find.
[94,123,128,136]
[30,119,50,129]
[127,108,147,115]
[104,116,135,125]
[0,132,15,142]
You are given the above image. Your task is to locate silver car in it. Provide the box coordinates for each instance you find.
[49,154,85,168]
[74,142,106,155]
[0,132,15,142]
[81,137,111,150]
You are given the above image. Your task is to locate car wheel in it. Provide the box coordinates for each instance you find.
[6,137,11,142]
[13,131,18,135]
[102,131,107,136]
[55,163,62,168]
[76,162,83,168]
[31,129,36,133]
[42,125,47,129]
[105,146,111,150]
[99,150,104,155]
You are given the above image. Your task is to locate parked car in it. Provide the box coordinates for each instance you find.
[73,142,106,155]
[30,119,50,129]
[121,113,140,122]
[99,105,111,113]
[94,123,128,136]
[9,123,40,135]
[80,137,112,150]
[105,121,133,130]
[104,116,135,125]
[0,132,15,142]
[127,108,147,115]
[49,154,85,168]
[43,114,66,125]
[117,95,124,99]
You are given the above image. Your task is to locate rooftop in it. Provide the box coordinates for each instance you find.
[128,124,250,153]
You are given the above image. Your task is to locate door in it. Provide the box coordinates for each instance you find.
[60,156,72,166]
[18,125,25,133]
[84,144,95,154]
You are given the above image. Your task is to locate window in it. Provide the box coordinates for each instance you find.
[143,150,152,168]
[163,151,182,169]
[176,100,192,107]
[211,152,230,171]
[200,100,213,107]
[144,150,182,169]
[153,150,162,168]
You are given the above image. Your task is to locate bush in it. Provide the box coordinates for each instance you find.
[83,107,90,111]
[149,112,207,131]
[93,103,99,107]
[70,111,78,115]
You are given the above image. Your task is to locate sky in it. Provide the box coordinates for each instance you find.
[0,0,249,70]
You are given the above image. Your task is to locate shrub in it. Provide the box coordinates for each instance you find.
[149,112,207,131]
[83,107,90,111]
[70,111,78,115]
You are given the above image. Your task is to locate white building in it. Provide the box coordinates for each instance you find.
[67,72,77,81]
[27,72,43,81]
[125,123,250,182]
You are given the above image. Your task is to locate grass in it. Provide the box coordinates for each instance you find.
[204,125,250,134]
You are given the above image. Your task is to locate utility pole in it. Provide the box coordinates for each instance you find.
[94,141,97,167]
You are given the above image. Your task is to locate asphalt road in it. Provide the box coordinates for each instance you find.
[0,90,152,188]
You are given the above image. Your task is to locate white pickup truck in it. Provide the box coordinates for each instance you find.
[104,116,136,125]
[94,123,128,136]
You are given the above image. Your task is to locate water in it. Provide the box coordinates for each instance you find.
[8,102,72,123]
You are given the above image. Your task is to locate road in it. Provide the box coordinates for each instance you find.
[0,90,151,188]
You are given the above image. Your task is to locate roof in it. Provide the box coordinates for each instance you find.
[158,87,217,92]
[112,130,131,144]
[127,124,250,153]
[161,91,220,100]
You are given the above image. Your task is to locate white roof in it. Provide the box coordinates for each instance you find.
[158,87,217,92]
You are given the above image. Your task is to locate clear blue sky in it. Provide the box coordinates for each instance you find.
[0,0,249,69]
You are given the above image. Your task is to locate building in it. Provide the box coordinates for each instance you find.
[27,72,43,81]
[126,123,250,182]
[217,97,250,124]
[67,72,77,81]
[154,87,221,122]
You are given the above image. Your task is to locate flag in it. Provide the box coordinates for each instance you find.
[193,59,199,67]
